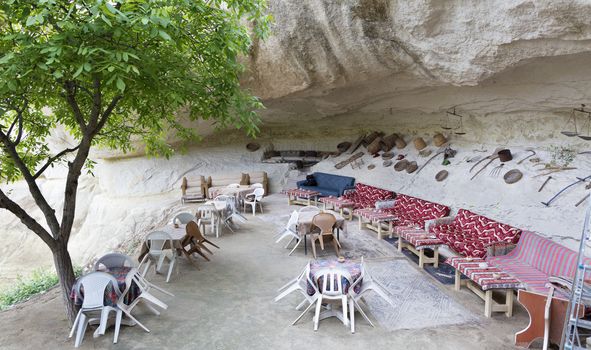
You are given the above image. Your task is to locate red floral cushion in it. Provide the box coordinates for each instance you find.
[341,183,394,209]
[432,208,521,258]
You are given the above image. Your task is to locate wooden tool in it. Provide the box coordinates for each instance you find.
[335,152,363,169]
[415,151,444,174]
[538,176,552,192]
[348,135,365,154]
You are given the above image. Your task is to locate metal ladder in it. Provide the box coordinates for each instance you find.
[562,197,591,349]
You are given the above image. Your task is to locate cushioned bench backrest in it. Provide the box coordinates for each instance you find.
[249,171,267,185]
[347,183,394,205]
[313,172,355,191]
[506,230,582,278]
[394,194,450,221]
[454,209,521,241]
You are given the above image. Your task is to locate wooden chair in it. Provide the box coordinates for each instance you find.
[310,213,341,259]
[182,221,220,263]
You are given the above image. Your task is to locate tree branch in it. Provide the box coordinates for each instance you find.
[33,145,81,179]
[0,129,61,237]
[63,81,87,133]
[95,95,122,133]
[0,188,56,248]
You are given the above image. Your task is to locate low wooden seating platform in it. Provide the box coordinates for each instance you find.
[397,228,444,268]
[447,257,523,318]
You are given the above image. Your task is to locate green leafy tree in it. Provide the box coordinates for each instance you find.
[0,0,269,322]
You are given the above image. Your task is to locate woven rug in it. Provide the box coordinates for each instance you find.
[362,259,477,331]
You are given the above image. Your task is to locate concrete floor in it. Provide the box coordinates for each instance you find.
[0,195,536,349]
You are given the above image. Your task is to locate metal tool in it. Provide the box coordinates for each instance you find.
[517,149,536,164]
[490,163,504,177]
[575,194,590,207]
[542,175,591,206]
[538,176,552,192]
[534,167,577,178]
[470,156,499,180]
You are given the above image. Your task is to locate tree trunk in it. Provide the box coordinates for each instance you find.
[52,239,77,324]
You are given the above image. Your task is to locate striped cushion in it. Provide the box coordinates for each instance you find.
[487,231,591,293]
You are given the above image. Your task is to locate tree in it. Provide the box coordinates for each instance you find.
[0,0,270,322]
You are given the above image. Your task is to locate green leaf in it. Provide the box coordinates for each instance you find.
[83,63,91,72]
[25,16,36,26]
[158,30,171,41]
[73,65,84,78]
[116,77,125,92]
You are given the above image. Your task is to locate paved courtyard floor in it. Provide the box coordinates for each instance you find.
[0,194,533,349]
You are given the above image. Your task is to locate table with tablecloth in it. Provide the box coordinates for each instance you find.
[296,211,346,236]
[208,186,253,205]
[307,259,362,295]
[70,266,140,307]
[296,211,346,255]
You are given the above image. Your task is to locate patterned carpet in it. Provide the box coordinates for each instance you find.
[362,259,477,331]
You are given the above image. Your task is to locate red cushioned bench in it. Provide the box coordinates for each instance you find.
[486,230,590,294]
[485,231,591,346]
[430,208,521,258]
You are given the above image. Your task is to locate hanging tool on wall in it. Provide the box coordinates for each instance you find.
[517,149,536,164]
[541,175,591,206]
[575,193,590,207]
[538,176,552,192]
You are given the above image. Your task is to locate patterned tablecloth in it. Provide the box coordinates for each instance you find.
[446,257,524,291]
[307,259,362,295]
[296,211,346,236]
[319,196,355,209]
[70,267,140,307]
[399,228,445,250]
[354,208,398,222]
[285,188,320,199]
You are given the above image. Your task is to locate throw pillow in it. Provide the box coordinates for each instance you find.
[304,174,317,186]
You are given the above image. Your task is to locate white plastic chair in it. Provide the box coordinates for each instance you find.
[173,212,195,225]
[251,183,264,190]
[138,231,178,283]
[298,205,320,214]
[69,272,122,347]
[94,253,135,272]
[117,268,174,331]
[214,195,236,233]
[275,211,302,255]
[197,204,220,238]
[348,257,393,333]
[275,261,316,309]
[312,268,352,331]
[243,188,265,216]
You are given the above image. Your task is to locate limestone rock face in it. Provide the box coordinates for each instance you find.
[248,0,591,97]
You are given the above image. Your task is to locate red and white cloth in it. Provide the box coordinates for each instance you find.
[447,256,524,291]
[284,188,320,199]
[341,183,394,209]
[486,230,591,294]
[431,209,521,258]
[354,208,398,222]
[399,228,445,250]
[319,196,355,209]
